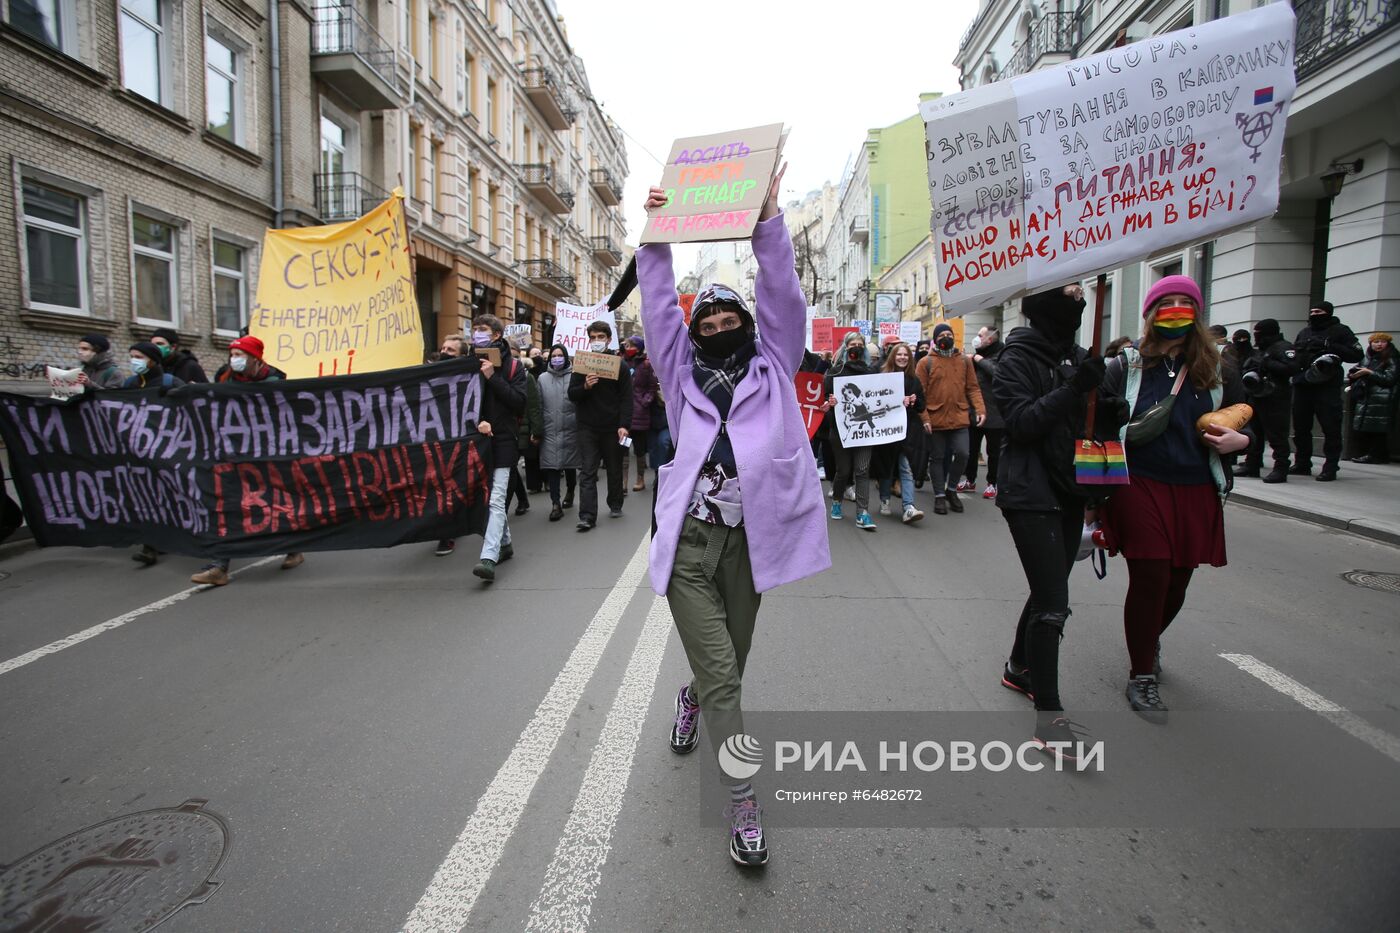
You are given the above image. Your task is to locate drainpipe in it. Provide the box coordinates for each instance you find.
[269,0,284,227]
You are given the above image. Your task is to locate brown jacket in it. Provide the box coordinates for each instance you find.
[916,352,984,430]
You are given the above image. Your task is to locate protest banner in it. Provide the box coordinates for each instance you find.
[878,322,901,345]
[46,366,83,401]
[899,321,922,345]
[920,3,1295,312]
[573,350,622,380]
[504,324,533,350]
[811,317,836,353]
[251,189,423,377]
[832,326,858,350]
[795,371,825,440]
[0,358,490,558]
[553,301,619,354]
[854,320,873,339]
[641,123,786,244]
[831,373,907,448]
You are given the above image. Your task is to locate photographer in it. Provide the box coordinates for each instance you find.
[1289,301,1363,481]
[1237,318,1299,482]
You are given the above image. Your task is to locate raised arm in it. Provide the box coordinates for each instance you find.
[637,187,691,407]
[750,164,805,376]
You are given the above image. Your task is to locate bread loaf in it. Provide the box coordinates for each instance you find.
[1196,403,1253,435]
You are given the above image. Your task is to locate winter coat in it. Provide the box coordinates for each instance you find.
[538,366,581,470]
[475,343,527,465]
[629,356,658,432]
[916,351,984,431]
[81,351,124,389]
[638,212,831,596]
[1291,315,1364,387]
[517,370,544,453]
[568,355,634,432]
[166,349,208,384]
[1350,350,1398,434]
[973,340,1005,430]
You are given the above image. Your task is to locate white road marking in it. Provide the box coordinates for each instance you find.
[401,533,652,933]
[0,557,280,677]
[525,597,672,933]
[1220,653,1400,765]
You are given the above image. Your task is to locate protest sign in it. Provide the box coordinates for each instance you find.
[641,123,786,244]
[854,320,873,339]
[573,350,622,380]
[679,293,696,326]
[832,326,858,350]
[554,301,619,354]
[899,321,922,345]
[831,373,907,448]
[921,3,1295,312]
[811,318,836,353]
[878,322,901,345]
[504,324,533,349]
[795,371,825,440]
[479,347,501,368]
[251,189,423,377]
[46,366,83,401]
[0,359,490,557]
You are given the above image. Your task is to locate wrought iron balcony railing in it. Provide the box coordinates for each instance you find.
[310,2,403,108]
[1295,0,1400,79]
[314,171,390,222]
[997,12,1078,82]
[520,258,576,296]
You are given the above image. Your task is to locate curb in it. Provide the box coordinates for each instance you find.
[1227,492,1400,547]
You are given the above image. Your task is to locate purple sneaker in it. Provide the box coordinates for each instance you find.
[725,798,769,867]
[669,684,700,754]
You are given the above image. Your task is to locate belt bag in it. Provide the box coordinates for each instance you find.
[1125,365,1188,446]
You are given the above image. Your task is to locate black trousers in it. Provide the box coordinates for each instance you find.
[577,425,624,521]
[524,447,543,491]
[1004,506,1082,712]
[965,426,1004,484]
[505,463,528,510]
[1292,384,1344,469]
[1244,392,1291,471]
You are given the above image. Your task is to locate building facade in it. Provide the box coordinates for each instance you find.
[0,0,629,395]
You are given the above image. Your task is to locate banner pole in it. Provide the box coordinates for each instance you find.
[1083,272,1108,438]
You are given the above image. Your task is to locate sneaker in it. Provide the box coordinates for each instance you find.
[1315,467,1337,482]
[945,490,964,513]
[829,502,843,521]
[549,505,564,522]
[610,508,624,518]
[576,518,595,532]
[132,545,159,566]
[957,479,974,493]
[280,552,304,570]
[562,493,575,509]
[498,544,514,563]
[191,564,230,587]
[982,484,997,499]
[726,798,769,867]
[1001,662,1034,701]
[855,511,877,531]
[669,684,700,754]
[844,488,856,502]
[1125,674,1168,724]
[435,538,456,556]
[514,502,530,516]
[933,496,949,515]
[1032,715,1089,763]
[902,504,924,523]
[879,499,891,516]
[472,559,496,582]
[817,467,827,481]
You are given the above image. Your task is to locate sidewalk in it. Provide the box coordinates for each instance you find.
[1228,460,1400,546]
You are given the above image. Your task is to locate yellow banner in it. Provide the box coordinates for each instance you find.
[250,190,422,378]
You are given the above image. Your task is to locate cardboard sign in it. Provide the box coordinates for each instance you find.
[46,365,83,400]
[831,326,858,351]
[899,321,922,345]
[479,347,501,368]
[878,322,901,345]
[641,123,786,244]
[554,301,620,354]
[251,189,422,377]
[573,350,622,380]
[832,373,908,448]
[811,317,836,353]
[795,371,825,440]
[504,323,533,349]
[921,3,1295,312]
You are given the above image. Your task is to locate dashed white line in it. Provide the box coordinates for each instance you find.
[401,533,652,933]
[525,596,673,933]
[1220,652,1400,766]
[0,557,280,677]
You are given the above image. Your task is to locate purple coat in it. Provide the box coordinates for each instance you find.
[638,214,831,596]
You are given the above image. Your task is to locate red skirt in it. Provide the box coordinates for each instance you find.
[1102,474,1227,568]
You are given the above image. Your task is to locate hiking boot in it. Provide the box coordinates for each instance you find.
[1261,465,1288,484]
[132,545,159,566]
[1031,714,1090,764]
[1125,674,1168,724]
[933,496,949,515]
[472,559,496,582]
[191,565,230,586]
[902,504,924,523]
[281,552,304,570]
[669,684,700,754]
[726,798,769,868]
[1001,662,1034,701]
[982,484,997,499]
[548,505,564,522]
[435,538,456,556]
[855,511,877,531]
[945,490,964,513]
[830,502,844,521]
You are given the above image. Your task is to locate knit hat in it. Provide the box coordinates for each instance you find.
[129,341,163,364]
[627,335,645,352]
[689,283,754,334]
[1142,275,1203,317]
[933,322,953,339]
[229,335,265,360]
[152,327,179,345]
[1310,300,1334,315]
[80,334,110,353]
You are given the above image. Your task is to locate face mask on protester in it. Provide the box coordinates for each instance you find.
[230,356,248,373]
[77,349,94,363]
[936,335,955,352]
[1151,303,1196,340]
[847,344,865,362]
[694,327,752,360]
[550,357,567,370]
[471,331,493,347]
[971,335,982,350]
[624,345,639,358]
[589,339,608,353]
[130,357,148,375]
[157,344,172,359]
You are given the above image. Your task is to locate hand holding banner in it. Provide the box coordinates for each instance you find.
[573,351,622,380]
[832,373,908,448]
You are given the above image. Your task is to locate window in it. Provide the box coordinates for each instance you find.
[132,212,177,323]
[486,184,498,243]
[486,78,497,137]
[8,0,75,53]
[460,51,473,113]
[320,112,355,217]
[205,31,240,143]
[467,168,478,232]
[22,177,87,313]
[430,140,443,213]
[426,9,436,80]
[213,240,247,333]
[121,0,167,105]
[407,124,422,201]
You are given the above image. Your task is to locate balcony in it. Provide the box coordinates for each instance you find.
[518,163,574,214]
[836,290,857,312]
[520,259,576,298]
[310,3,404,110]
[590,235,623,267]
[590,168,623,206]
[314,172,390,222]
[520,63,575,131]
[1295,0,1400,79]
[996,12,1077,82]
[849,214,869,243]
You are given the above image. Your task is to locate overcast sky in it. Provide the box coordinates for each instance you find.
[559,0,981,273]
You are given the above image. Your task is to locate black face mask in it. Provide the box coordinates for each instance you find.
[847,346,865,363]
[1309,312,1332,331]
[935,336,955,352]
[1035,296,1087,341]
[1233,338,1252,355]
[693,327,752,360]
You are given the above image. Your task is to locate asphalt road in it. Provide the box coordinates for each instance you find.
[2,478,1398,932]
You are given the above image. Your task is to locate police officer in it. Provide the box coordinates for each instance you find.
[1237,318,1299,482]
[1289,300,1363,481]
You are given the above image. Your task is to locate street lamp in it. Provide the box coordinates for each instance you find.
[1320,159,1364,199]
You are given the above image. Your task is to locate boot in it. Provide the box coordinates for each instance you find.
[1261,463,1288,484]
[633,453,647,491]
[1233,463,1259,478]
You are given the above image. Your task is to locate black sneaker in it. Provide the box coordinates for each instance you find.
[1032,715,1090,763]
[434,538,455,557]
[472,559,496,582]
[1262,466,1288,484]
[726,798,769,867]
[576,517,595,532]
[514,502,530,516]
[1001,663,1034,701]
[669,684,700,754]
[945,491,964,513]
[132,545,159,566]
[1125,674,1167,724]
[498,544,514,563]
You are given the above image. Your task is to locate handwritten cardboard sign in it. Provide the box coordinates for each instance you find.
[811,317,836,353]
[920,3,1295,312]
[899,321,922,345]
[46,366,84,400]
[554,301,620,354]
[832,372,907,448]
[504,323,533,349]
[878,322,901,345]
[573,350,622,380]
[641,123,786,244]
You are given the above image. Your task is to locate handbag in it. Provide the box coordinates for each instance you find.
[1124,364,1188,446]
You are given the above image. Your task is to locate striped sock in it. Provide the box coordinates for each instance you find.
[729,782,754,805]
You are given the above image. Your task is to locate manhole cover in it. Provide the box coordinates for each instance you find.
[1341,570,1400,594]
[0,799,230,931]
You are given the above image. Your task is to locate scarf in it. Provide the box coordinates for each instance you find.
[692,340,759,472]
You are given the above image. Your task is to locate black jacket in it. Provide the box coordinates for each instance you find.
[1243,333,1299,394]
[1292,316,1364,387]
[475,341,528,464]
[991,326,1090,512]
[973,340,1005,429]
[567,353,633,432]
[167,349,208,384]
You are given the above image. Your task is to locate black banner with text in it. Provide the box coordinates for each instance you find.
[0,358,491,557]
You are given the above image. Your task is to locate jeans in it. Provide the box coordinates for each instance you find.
[649,423,674,468]
[577,425,624,521]
[480,466,512,561]
[829,443,871,511]
[928,429,970,496]
[544,468,577,505]
[878,454,916,510]
[1004,506,1082,711]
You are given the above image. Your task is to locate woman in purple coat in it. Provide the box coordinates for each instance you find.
[639,164,830,868]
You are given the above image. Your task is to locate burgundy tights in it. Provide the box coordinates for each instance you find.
[1123,558,1194,676]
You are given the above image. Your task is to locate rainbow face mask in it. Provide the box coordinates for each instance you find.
[1152,303,1196,339]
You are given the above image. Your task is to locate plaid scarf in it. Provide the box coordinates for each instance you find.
[692,340,759,472]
